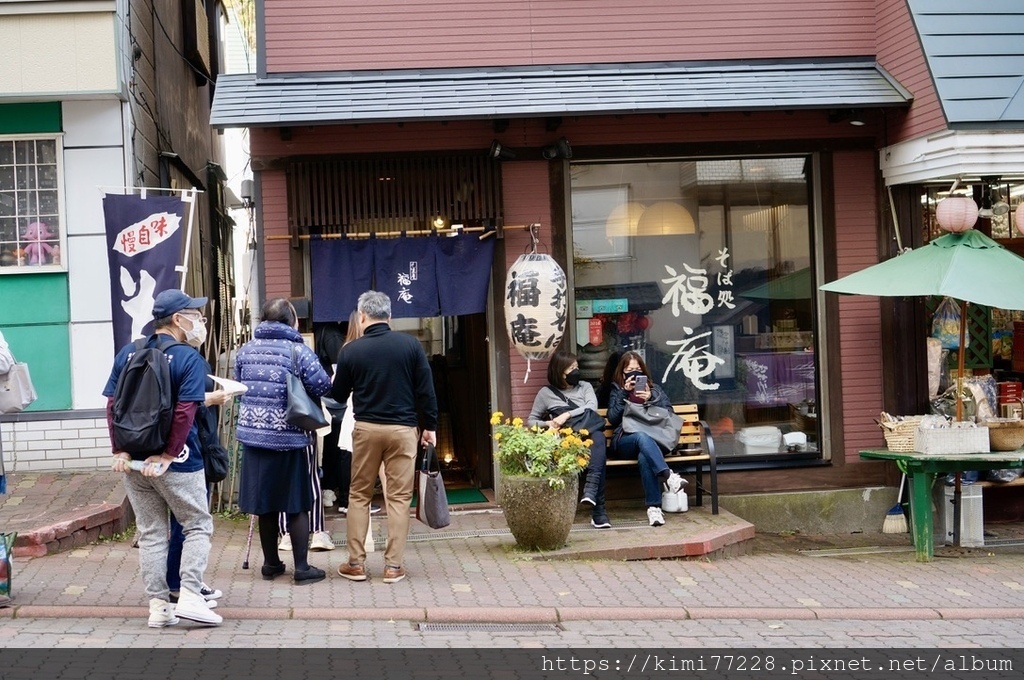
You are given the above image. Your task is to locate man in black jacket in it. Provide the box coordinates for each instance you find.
[331,291,437,584]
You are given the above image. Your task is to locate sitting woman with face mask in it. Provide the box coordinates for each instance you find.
[527,351,611,529]
[606,350,685,528]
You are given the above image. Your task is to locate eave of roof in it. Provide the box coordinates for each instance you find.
[211,58,912,128]
[907,0,1024,129]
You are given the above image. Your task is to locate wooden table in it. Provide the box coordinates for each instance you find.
[859,448,1024,562]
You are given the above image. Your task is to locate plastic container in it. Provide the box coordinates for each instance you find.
[736,426,782,455]
[661,489,688,513]
[915,427,990,455]
[941,485,984,547]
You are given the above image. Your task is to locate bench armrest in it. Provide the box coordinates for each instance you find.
[697,419,716,464]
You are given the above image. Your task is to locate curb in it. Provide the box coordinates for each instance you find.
[4,605,1024,622]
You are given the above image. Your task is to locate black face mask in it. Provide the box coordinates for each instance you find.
[625,370,644,382]
[565,369,581,386]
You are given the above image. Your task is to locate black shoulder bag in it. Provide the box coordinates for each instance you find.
[545,386,607,434]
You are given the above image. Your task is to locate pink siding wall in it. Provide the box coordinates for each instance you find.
[833,151,885,460]
[264,0,877,73]
[500,162,556,418]
[875,0,945,142]
[261,170,292,300]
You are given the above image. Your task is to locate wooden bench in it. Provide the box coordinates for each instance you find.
[597,404,719,514]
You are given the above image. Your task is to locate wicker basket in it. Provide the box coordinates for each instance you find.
[789,403,818,434]
[985,419,1024,451]
[878,414,925,452]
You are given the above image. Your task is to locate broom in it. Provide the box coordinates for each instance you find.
[883,473,908,534]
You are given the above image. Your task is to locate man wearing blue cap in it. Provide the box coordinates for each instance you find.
[102,288,221,628]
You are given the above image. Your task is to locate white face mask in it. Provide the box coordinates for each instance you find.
[183,318,207,348]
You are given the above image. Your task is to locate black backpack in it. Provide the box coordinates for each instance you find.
[111,335,186,457]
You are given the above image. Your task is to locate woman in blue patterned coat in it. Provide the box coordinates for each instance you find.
[235,298,331,585]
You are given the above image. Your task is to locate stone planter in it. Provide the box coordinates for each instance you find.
[498,474,578,550]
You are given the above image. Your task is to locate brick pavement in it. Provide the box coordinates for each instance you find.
[3,471,1024,626]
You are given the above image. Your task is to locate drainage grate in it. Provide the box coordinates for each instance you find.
[417,623,562,633]
[981,538,1024,547]
[407,528,513,542]
[799,546,915,557]
[406,521,653,543]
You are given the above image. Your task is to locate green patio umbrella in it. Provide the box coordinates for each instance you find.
[820,229,1024,311]
[820,229,1024,421]
[740,267,811,300]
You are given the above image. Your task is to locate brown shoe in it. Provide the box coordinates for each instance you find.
[382,565,406,584]
[337,562,367,581]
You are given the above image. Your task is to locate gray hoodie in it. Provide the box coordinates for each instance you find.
[527,381,598,429]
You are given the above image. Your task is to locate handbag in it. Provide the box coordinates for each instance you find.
[284,345,329,431]
[621,400,683,453]
[415,444,451,529]
[197,403,230,484]
[0,361,37,414]
[321,396,347,423]
[545,386,606,434]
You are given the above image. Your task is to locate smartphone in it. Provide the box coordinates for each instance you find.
[634,375,648,392]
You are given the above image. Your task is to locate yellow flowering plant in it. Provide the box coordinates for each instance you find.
[490,411,591,489]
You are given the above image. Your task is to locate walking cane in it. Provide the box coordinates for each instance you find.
[242,514,255,569]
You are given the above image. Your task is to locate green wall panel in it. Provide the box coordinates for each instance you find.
[0,273,70,325]
[0,102,62,134]
[2,324,72,411]
[0,273,72,410]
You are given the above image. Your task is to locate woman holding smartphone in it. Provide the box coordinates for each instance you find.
[606,351,684,527]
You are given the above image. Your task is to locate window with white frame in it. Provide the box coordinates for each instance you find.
[0,136,64,271]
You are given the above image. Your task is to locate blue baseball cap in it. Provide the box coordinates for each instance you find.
[152,289,208,318]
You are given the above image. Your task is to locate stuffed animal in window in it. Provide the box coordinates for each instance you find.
[22,221,54,265]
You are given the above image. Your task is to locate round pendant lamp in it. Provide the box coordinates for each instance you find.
[935,195,978,233]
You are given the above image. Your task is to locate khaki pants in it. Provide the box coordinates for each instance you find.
[347,422,418,568]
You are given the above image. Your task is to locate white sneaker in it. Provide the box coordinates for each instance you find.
[647,506,666,527]
[322,489,336,507]
[310,531,335,551]
[173,588,222,626]
[279,533,292,551]
[148,598,179,628]
[664,472,686,493]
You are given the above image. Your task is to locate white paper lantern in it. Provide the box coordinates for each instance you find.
[504,253,568,381]
[935,195,979,233]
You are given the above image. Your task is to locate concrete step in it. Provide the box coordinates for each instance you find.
[1,472,133,558]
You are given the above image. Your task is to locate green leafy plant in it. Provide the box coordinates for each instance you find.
[490,412,591,489]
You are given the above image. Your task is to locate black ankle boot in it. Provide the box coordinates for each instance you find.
[591,506,611,529]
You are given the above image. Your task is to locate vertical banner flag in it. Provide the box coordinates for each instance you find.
[310,236,375,322]
[435,232,496,316]
[374,235,440,318]
[103,194,186,350]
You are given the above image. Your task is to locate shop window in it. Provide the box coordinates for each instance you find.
[0,137,65,272]
[921,179,1024,398]
[569,157,819,462]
